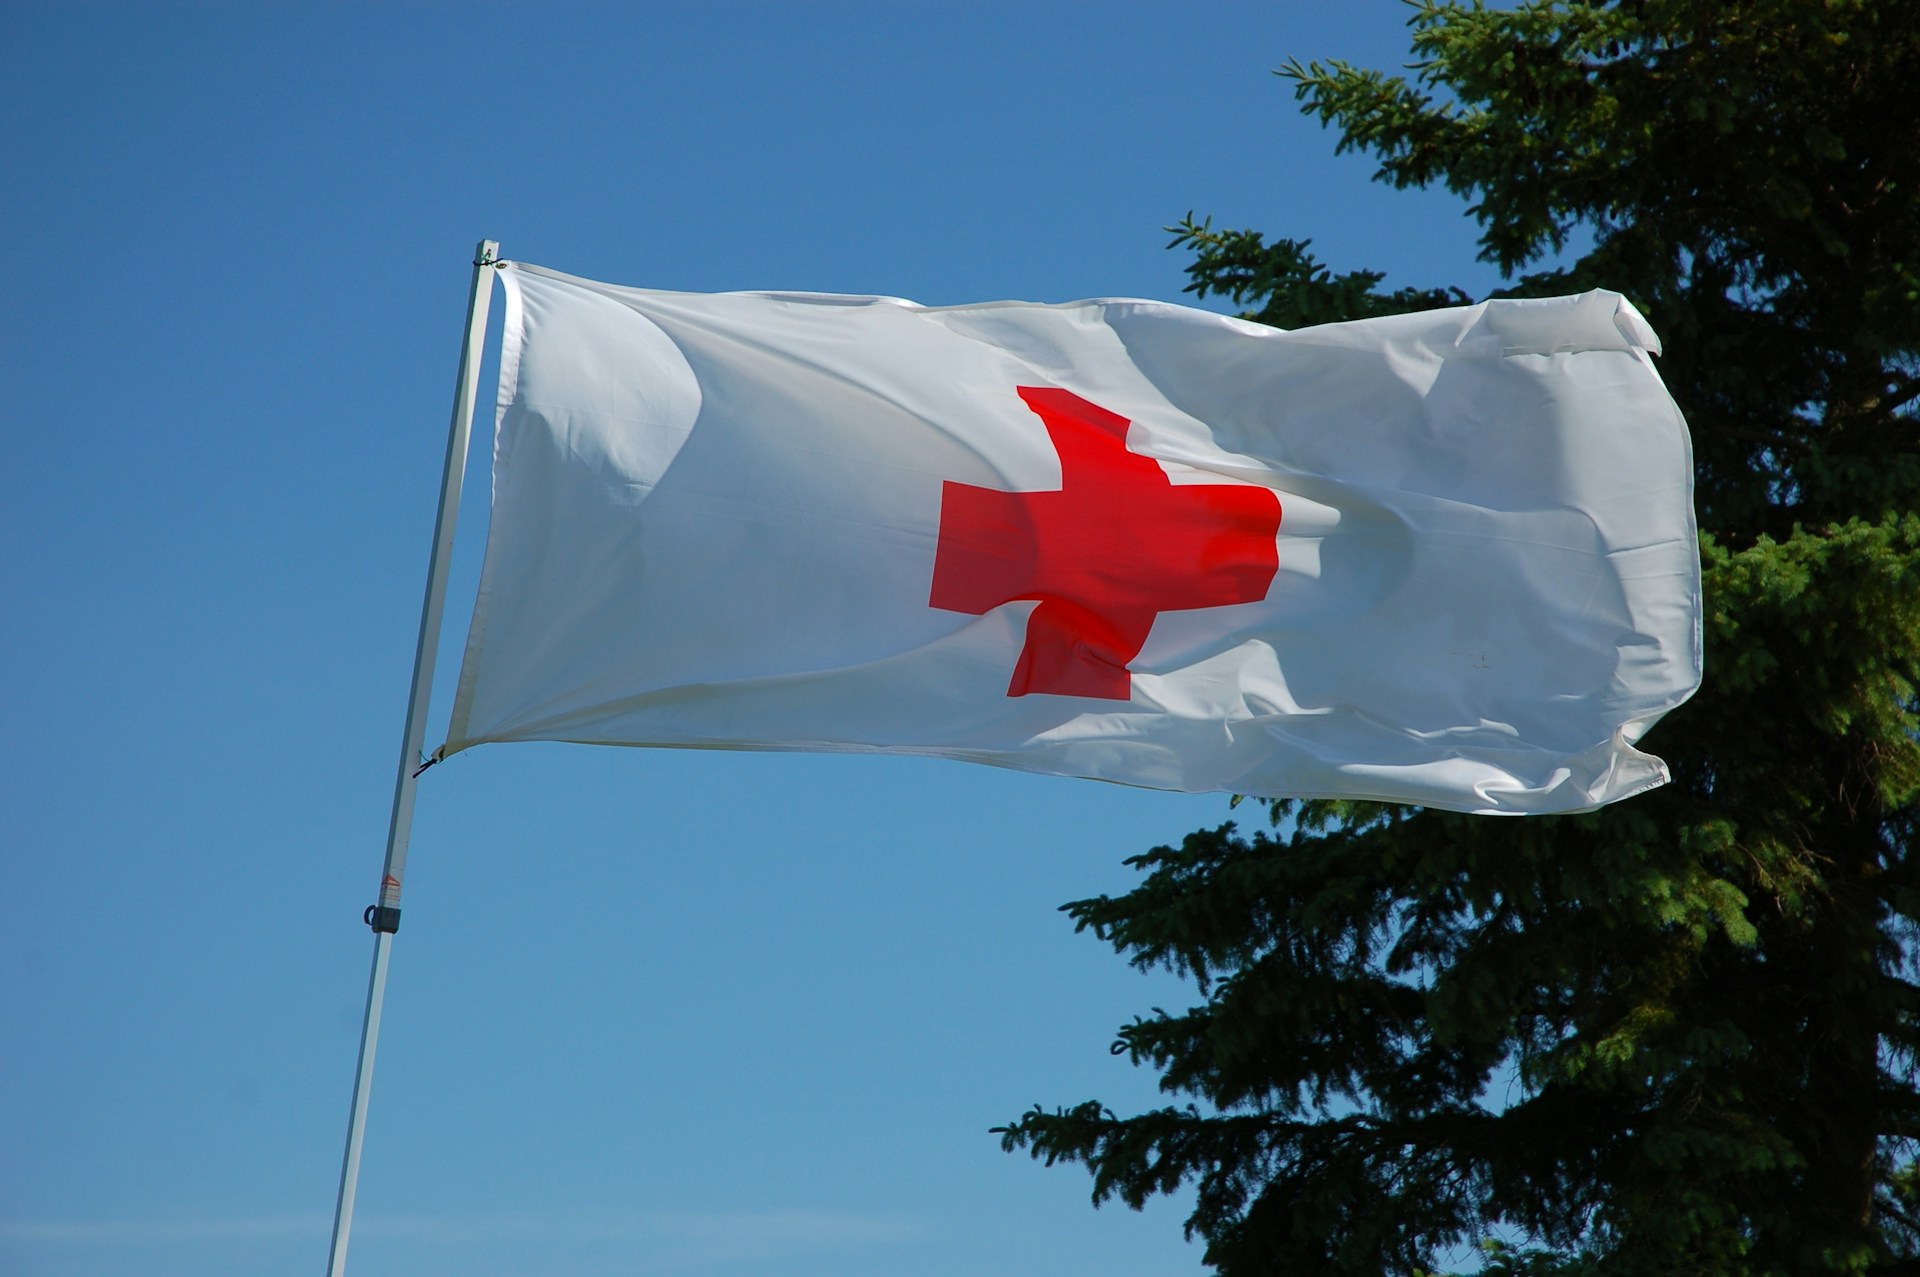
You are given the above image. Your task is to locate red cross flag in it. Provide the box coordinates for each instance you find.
[438,262,1700,815]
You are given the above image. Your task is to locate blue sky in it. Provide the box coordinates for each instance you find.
[2,4,1512,1275]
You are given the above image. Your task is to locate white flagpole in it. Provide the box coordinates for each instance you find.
[325,239,501,1277]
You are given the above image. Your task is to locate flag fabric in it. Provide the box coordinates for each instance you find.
[438,261,1700,816]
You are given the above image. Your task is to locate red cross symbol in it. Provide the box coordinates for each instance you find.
[930,386,1281,700]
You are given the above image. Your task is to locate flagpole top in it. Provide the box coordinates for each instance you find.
[475,239,500,268]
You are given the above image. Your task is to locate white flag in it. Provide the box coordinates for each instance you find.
[439,262,1700,815]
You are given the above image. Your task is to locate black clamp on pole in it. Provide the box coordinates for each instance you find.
[364,904,402,934]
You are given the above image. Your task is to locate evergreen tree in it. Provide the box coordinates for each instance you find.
[997,3,1920,1273]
